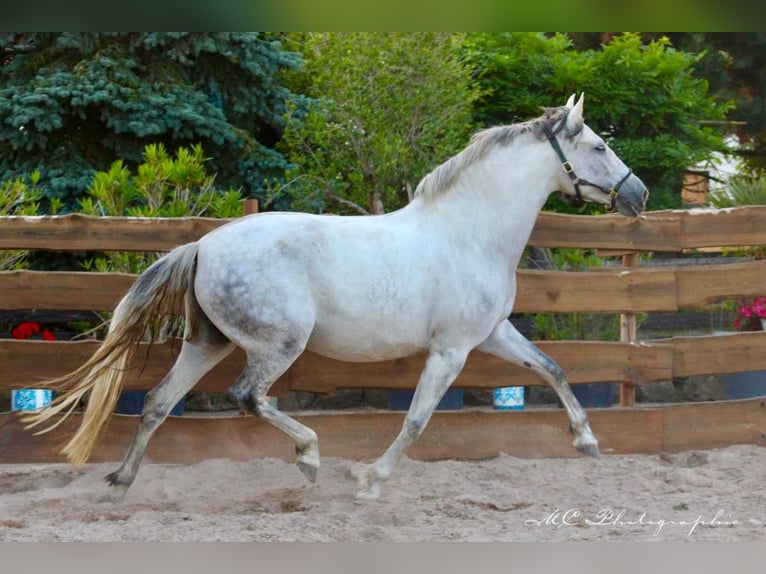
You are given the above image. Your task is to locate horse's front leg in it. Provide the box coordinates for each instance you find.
[478,320,601,458]
[356,347,469,500]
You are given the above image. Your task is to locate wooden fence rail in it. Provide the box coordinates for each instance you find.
[1,206,765,463]
[2,206,766,252]
[3,260,765,314]
[2,332,765,394]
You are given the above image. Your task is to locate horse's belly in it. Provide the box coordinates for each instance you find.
[306,322,427,362]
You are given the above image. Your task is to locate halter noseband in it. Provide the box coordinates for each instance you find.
[543,122,632,211]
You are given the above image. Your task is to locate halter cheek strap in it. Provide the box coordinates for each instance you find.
[543,123,632,211]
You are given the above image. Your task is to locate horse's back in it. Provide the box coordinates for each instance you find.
[198,210,424,276]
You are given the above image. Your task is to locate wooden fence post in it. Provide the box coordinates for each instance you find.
[243,198,259,216]
[619,252,638,406]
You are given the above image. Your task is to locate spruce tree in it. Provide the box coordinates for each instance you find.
[0,32,304,209]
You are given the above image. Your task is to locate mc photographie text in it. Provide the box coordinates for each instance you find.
[525,508,740,537]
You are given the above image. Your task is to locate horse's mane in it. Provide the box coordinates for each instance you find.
[414,106,571,201]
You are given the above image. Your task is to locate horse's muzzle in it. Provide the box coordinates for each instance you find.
[614,174,649,217]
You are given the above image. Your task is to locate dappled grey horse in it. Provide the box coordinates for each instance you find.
[27,94,648,500]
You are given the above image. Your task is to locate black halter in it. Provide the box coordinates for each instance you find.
[543,122,632,211]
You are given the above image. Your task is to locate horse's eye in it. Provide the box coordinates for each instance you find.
[595,144,606,152]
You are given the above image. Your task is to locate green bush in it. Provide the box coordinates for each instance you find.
[709,175,766,208]
[0,172,43,270]
[79,143,243,274]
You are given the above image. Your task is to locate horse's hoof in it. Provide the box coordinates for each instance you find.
[356,483,381,501]
[104,471,133,489]
[297,461,318,483]
[576,443,602,459]
[98,482,129,503]
[353,464,383,500]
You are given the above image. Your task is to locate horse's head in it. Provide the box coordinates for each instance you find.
[547,93,648,217]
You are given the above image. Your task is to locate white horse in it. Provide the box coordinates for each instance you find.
[26,94,648,500]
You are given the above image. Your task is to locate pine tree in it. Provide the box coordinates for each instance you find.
[0,32,304,209]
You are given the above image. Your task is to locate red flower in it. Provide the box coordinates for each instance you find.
[12,322,40,340]
[10,322,56,341]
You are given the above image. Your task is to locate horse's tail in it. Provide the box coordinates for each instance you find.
[23,242,200,465]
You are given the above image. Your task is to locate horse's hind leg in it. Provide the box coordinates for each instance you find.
[104,307,234,499]
[478,320,600,458]
[228,342,320,482]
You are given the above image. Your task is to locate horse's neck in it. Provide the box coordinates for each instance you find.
[417,148,554,261]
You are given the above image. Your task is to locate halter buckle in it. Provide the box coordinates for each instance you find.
[605,189,618,211]
[561,161,575,174]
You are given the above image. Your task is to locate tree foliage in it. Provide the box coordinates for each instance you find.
[0,32,304,210]
[274,33,481,214]
[0,32,733,217]
[660,33,766,174]
[465,32,731,211]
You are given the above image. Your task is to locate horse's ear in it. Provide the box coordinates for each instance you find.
[565,93,576,109]
[566,92,584,135]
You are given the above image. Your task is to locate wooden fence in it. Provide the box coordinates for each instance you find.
[1,204,765,464]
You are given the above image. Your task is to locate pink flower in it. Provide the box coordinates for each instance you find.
[734,298,766,331]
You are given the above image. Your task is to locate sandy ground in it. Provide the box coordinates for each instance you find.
[0,445,764,541]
